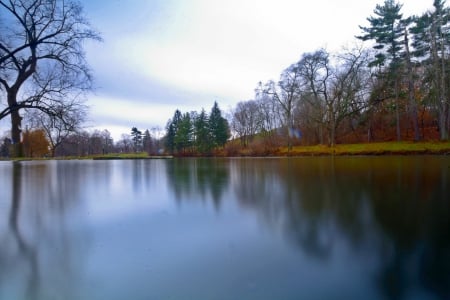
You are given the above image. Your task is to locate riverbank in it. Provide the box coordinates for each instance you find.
[275,141,450,156]
[91,153,173,160]
[1,152,173,161]
[2,141,450,160]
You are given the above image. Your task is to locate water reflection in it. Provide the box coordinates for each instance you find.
[0,161,88,300]
[282,158,448,299]
[0,157,448,299]
[166,159,230,210]
[8,162,39,299]
[167,157,450,299]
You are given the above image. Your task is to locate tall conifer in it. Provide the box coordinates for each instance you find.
[358,0,406,141]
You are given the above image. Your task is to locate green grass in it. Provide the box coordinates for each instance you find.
[91,152,150,159]
[278,141,450,156]
[4,152,173,161]
[4,142,450,160]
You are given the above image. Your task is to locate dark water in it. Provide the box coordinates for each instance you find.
[0,157,449,300]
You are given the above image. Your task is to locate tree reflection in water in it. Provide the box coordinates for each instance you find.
[0,161,88,300]
[270,157,448,300]
[167,157,450,299]
[8,162,39,299]
[166,158,230,210]
[0,158,448,299]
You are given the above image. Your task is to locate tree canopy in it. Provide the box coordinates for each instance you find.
[0,0,100,157]
[164,102,230,155]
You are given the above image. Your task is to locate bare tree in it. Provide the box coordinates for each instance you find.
[116,134,133,153]
[257,61,303,150]
[296,49,331,145]
[26,100,87,156]
[231,100,261,147]
[55,130,90,156]
[326,47,371,145]
[294,48,370,146]
[257,93,280,130]
[0,0,100,156]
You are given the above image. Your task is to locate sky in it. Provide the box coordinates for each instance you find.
[1,0,435,141]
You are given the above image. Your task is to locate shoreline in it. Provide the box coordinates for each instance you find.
[2,141,450,160]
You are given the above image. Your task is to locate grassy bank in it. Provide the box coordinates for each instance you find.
[277,141,450,156]
[91,152,173,160]
[3,152,173,161]
[3,142,450,161]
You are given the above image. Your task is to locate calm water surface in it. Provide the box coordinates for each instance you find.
[0,157,449,300]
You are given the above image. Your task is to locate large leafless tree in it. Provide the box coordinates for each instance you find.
[0,0,100,156]
[257,61,303,150]
[231,100,261,147]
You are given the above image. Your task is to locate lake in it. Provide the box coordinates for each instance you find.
[0,157,449,300]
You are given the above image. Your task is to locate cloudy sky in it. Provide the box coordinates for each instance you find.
[1,0,435,141]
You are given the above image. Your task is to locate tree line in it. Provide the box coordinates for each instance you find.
[230,0,450,150]
[0,127,166,158]
[164,101,230,155]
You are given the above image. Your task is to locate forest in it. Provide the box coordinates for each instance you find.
[1,0,450,158]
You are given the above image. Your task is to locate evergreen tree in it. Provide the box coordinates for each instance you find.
[195,108,212,154]
[143,129,153,154]
[209,102,230,148]
[130,127,142,152]
[165,122,176,154]
[403,25,421,141]
[411,0,450,140]
[358,0,406,141]
[175,112,193,154]
[165,109,182,154]
[358,0,406,67]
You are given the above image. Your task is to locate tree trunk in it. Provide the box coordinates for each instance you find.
[8,90,24,158]
[286,112,293,151]
[394,79,401,141]
[327,103,336,147]
[439,16,449,141]
[447,100,450,140]
[439,103,449,140]
[404,29,421,141]
[11,111,23,158]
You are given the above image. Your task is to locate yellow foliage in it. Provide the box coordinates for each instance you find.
[22,129,50,158]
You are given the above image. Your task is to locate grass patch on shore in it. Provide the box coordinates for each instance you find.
[4,142,450,160]
[91,152,150,159]
[278,141,450,156]
[4,152,173,161]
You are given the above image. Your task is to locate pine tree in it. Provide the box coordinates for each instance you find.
[209,102,230,148]
[358,0,405,67]
[165,122,176,154]
[143,129,153,154]
[358,0,406,141]
[194,108,212,154]
[131,127,142,152]
[165,109,182,154]
[411,0,450,140]
[174,112,193,154]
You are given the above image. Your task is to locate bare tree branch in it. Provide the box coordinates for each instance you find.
[0,0,100,156]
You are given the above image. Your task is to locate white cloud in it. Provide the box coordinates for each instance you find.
[113,0,434,105]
